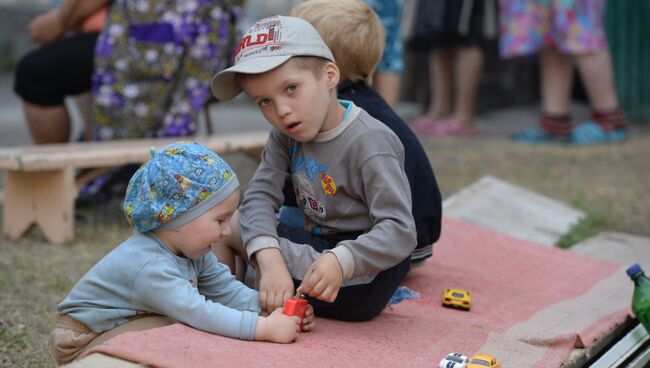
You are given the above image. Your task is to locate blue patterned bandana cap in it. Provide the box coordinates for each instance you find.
[124,142,239,233]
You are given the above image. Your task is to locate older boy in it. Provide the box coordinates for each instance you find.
[211,16,416,321]
[290,0,442,264]
[52,143,311,365]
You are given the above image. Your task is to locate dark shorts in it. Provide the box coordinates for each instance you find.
[277,223,411,321]
[14,32,98,106]
[407,0,497,50]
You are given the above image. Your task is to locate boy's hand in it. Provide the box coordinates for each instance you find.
[297,252,343,303]
[255,308,300,343]
[301,304,315,332]
[255,248,295,313]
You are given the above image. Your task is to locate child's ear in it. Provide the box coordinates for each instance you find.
[324,62,340,90]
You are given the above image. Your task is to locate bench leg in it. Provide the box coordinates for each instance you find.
[3,168,75,244]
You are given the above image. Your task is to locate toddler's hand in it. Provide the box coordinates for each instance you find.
[301,304,315,332]
[255,308,300,343]
[256,248,295,313]
[297,252,342,303]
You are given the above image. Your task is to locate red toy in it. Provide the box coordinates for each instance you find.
[283,295,308,322]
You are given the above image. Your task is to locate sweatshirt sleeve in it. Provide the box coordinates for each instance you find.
[197,253,260,314]
[132,257,259,340]
[333,141,416,279]
[239,130,291,257]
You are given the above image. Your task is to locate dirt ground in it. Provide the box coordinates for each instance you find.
[1,128,650,367]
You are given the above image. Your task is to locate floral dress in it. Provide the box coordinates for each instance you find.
[499,0,608,58]
[92,0,242,140]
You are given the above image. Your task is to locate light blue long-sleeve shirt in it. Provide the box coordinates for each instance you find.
[58,232,260,340]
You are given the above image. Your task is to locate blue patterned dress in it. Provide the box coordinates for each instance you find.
[364,0,404,74]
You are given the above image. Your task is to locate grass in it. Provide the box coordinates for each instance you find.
[1,325,29,368]
[0,324,28,349]
[556,198,609,248]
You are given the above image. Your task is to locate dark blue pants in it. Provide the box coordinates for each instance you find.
[277,223,411,321]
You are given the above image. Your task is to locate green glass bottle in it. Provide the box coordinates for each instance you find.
[626,263,650,332]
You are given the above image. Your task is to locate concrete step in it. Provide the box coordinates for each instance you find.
[571,231,650,269]
[443,175,586,246]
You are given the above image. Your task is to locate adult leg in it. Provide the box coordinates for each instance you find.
[452,45,484,128]
[23,102,71,144]
[427,47,454,120]
[411,47,454,133]
[373,71,401,108]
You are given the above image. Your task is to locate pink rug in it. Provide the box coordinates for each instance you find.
[84,218,632,367]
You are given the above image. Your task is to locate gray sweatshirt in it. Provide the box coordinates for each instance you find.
[58,232,260,340]
[240,102,416,280]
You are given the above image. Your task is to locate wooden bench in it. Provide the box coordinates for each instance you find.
[0,130,269,244]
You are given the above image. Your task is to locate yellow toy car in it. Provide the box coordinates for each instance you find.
[467,354,501,368]
[442,288,471,310]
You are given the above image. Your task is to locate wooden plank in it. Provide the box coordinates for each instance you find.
[590,323,649,368]
[564,317,637,368]
[0,130,269,172]
[34,168,75,244]
[3,168,75,243]
[3,171,35,240]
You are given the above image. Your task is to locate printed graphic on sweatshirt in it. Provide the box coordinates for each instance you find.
[320,173,337,196]
[290,146,330,218]
[293,174,326,219]
[290,146,327,181]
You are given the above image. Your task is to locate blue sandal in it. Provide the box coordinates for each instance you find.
[570,121,628,145]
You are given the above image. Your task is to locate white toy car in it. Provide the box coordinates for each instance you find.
[439,352,470,368]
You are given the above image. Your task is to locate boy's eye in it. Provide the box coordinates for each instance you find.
[286,85,297,93]
[258,99,270,107]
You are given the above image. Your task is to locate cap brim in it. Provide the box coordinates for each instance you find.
[210,55,293,101]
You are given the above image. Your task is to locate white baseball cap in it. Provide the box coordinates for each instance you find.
[210,15,335,101]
